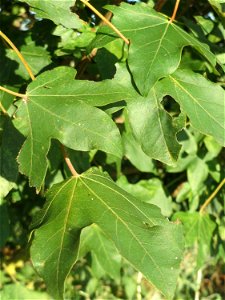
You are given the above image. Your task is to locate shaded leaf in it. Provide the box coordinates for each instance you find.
[117,176,172,217]
[122,109,156,173]
[177,128,198,155]
[1,283,51,300]
[208,0,225,27]
[173,212,216,267]
[204,136,222,158]
[0,47,23,111]
[122,131,156,173]
[20,0,82,29]
[31,168,184,299]
[187,157,209,193]
[0,202,10,247]
[6,40,51,80]
[127,89,181,165]
[160,69,225,146]
[194,16,214,35]
[80,225,121,280]
[0,177,16,200]
[0,116,24,182]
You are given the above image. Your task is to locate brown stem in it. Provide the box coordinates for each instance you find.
[76,48,98,78]
[169,0,181,23]
[200,178,225,214]
[61,145,80,177]
[155,0,167,12]
[80,0,129,45]
[0,31,35,81]
[76,0,123,78]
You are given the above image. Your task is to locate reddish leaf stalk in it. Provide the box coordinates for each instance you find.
[61,145,80,178]
[169,0,181,23]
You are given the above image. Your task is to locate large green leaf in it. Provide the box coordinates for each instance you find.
[91,3,216,95]
[20,0,82,29]
[160,69,225,146]
[31,168,184,299]
[15,67,130,189]
[127,89,182,165]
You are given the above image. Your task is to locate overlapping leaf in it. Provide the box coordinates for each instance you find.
[6,41,51,80]
[122,131,156,173]
[80,225,121,280]
[173,212,216,267]
[1,283,51,300]
[160,69,225,146]
[16,67,132,189]
[20,0,82,29]
[127,89,182,165]
[91,3,216,95]
[31,168,184,299]
[117,176,172,217]
[208,0,225,26]
[0,116,24,182]
[0,47,23,111]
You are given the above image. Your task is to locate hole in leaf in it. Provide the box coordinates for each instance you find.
[161,96,181,116]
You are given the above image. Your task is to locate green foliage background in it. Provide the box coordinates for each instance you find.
[0,0,225,299]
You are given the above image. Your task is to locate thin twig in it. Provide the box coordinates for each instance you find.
[0,86,26,98]
[200,178,225,214]
[194,268,202,300]
[169,0,181,23]
[0,102,8,114]
[136,272,143,300]
[76,10,112,77]
[80,0,129,45]
[61,145,80,177]
[155,0,167,12]
[0,30,35,81]
[76,0,123,78]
